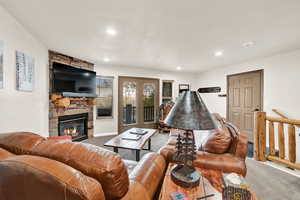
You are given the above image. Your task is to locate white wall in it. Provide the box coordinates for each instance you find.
[0,5,49,137]
[196,49,300,162]
[94,64,198,135]
[196,49,300,119]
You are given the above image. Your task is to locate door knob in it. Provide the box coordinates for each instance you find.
[253,108,260,112]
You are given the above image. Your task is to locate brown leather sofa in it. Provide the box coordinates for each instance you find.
[0,132,166,200]
[159,114,248,176]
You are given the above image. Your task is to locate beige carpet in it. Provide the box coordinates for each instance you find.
[84,133,300,200]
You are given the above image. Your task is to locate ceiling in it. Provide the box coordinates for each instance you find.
[1,0,300,72]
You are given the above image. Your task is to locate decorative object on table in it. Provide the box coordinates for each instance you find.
[16,51,34,91]
[158,101,175,132]
[170,191,187,200]
[130,128,148,135]
[178,84,190,94]
[198,87,221,93]
[164,91,217,188]
[158,163,225,200]
[0,40,3,89]
[96,76,114,118]
[222,173,251,200]
[121,133,142,141]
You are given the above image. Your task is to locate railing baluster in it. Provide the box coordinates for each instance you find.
[278,123,285,159]
[254,112,266,161]
[288,124,296,163]
[269,121,275,156]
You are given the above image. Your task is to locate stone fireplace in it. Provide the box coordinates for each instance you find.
[49,50,95,139]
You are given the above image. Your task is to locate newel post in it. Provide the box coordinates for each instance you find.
[254,111,266,161]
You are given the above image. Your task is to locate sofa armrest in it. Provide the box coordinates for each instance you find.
[0,155,105,200]
[194,151,247,177]
[0,132,45,155]
[158,145,176,163]
[122,153,166,200]
[235,133,248,159]
[159,145,247,177]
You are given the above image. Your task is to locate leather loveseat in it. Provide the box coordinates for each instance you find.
[0,132,166,200]
[159,114,248,176]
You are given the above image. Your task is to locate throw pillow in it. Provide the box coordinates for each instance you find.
[199,126,232,154]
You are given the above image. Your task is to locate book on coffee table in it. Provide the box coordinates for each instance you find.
[130,128,148,135]
[121,134,142,141]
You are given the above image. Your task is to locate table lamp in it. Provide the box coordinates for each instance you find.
[164,91,217,188]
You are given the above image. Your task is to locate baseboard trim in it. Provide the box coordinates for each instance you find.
[93,132,118,137]
[248,158,300,178]
[263,160,300,178]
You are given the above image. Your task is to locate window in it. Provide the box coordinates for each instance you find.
[96,76,114,118]
[143,83,155,122]
[162,80,173,104]
[122,81,137,124]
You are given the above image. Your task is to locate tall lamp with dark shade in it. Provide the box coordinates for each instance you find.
[164,91,217,188]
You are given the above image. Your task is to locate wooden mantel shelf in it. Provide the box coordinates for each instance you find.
[51,94,96,108]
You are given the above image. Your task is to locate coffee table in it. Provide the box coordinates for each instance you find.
[159,163,258,200]
[104,128,158,161]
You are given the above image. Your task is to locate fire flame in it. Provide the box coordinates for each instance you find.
[64,127,78,136]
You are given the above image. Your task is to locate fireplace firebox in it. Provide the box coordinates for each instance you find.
[58,113,88,141]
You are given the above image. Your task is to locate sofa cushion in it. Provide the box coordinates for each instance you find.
[0,132,45,155]
[200,127,232,154]
[224,122,248,159]
[0,148,15,161]
[0,155,105,200]
[31,140,129,200]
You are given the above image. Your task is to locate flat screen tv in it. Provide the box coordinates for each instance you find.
[52,62,96,97]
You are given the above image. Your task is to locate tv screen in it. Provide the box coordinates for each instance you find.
[52,62,96,97]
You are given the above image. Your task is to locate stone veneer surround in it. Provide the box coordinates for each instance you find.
[49,50,94,137]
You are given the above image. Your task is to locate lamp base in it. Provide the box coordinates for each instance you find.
[170,164,201,188]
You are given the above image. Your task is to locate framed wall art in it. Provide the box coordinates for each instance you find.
[16,51,34,91]
[0,41,3,89]
[162,80,173,104]
[179,84,190,94]
[96,76,114,118]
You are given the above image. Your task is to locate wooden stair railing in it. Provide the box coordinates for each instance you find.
[254,111,300,170]
[272,109,300,128]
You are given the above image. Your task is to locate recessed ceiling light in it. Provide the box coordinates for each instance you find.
[176,66,182,70]
[243,41,255,48]
[214,51,223,57]
[106,28,117,36]
[103,57,110,62]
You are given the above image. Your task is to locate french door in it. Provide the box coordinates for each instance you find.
[118,76,159,133]
[227,70,263,142]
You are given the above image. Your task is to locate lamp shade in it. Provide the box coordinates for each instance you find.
[164,91,217,130]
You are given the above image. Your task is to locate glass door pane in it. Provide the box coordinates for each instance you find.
[143,83,155,122]
[123,81,137,125]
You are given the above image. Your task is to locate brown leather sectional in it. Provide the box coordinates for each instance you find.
[0,132,166,200]
[0,115,248,199]
[159,114,248,176]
